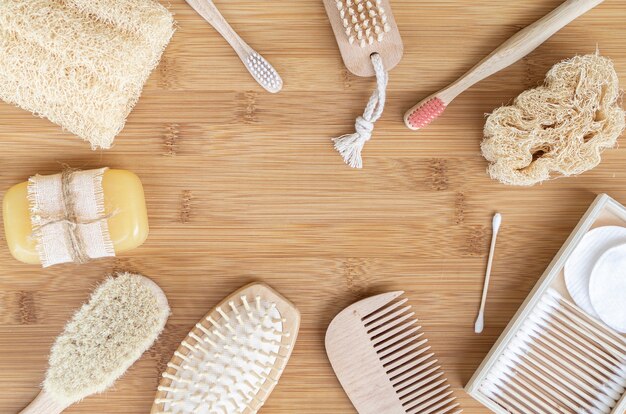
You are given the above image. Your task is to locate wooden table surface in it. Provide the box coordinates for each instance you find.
[1,1,625,413]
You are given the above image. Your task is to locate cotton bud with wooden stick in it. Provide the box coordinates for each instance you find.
[323,0,403,168]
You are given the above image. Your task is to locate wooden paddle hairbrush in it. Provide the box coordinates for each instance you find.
[151,283,300,414]
[323,0,403,168]
[326,291,462,414]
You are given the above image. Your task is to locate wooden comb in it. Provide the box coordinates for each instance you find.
[151,283,300,414]
[322,0,403,77]
[326,291,462,414]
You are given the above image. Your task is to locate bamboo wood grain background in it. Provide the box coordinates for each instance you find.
[1,0,625,413]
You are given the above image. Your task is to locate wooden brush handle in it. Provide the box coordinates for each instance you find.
[19,391,67,414]
[184,0,252,58]
[439,0,605,104]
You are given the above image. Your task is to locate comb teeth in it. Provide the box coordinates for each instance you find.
[363,294,462,414]
[157,294,288,414]
[336,0,391,47]
[246,52,283,93]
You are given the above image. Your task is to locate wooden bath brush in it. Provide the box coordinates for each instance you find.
[326,291,462,414]
[323,0,403,168]
[19,273,169,414]
[151,282,300,414]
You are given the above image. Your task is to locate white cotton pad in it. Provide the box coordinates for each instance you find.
[589,244,626,333]
[564,226,626,318]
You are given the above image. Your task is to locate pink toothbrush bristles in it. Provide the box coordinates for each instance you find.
[407,97,446,129]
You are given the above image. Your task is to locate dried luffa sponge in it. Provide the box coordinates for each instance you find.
[481,54,625,186]
[0,0,174,149]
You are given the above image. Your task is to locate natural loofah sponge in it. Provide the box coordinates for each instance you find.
[481,54,625,186]
[43,272,170,406]
[0,0,174,149]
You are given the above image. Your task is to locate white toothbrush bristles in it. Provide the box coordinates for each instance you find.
[475,213,502,334]
[245,52,283,94]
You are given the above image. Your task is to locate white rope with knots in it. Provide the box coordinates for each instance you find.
[333,53,388,169]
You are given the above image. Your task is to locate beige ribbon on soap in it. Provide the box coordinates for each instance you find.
[30,168,116,266]
[35,170,93,264]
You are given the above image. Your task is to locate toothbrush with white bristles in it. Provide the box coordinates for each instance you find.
[184,0,283,93]
[403,0,605,131]
[475,212,502,334]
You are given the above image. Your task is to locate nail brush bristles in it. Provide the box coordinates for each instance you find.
[155,294,290,414]
[480,289,626,414]
[336,0,391,48]
[363,297,462,414]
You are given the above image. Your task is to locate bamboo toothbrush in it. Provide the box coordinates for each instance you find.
[184,0,283,93]
[326,291,462,414]
[404,0,605,130]
[475,213,502,334]
[151,282,300,414]
[19,273,169,414]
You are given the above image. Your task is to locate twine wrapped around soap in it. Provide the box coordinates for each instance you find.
[28,168,115,267]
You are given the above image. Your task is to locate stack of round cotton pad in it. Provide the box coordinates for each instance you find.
[0,0,174,149]
[482,54,626,186]
[564,226,626,333]
[590,245,626,333]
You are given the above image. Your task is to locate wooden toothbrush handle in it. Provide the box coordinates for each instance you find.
[19,391,67,414]
[184,0,252,57]
[440,0,605,103]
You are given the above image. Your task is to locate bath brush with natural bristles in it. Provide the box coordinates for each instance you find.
[404,0,605,131]
[326,291,462,414]
[323,0,403,168]
[184,0,282,93]
[19,273,170,414]
[151,282,300,414]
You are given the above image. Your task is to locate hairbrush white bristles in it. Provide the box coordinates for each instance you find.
[19,273,170,414]
[326,291,462,414]
[184,0,282,93]
[403,0,605,131]
[479,288,626,414]
[323,0,402,168]
[151,283,300,414]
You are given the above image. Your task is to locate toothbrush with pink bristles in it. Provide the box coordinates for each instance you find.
[403,0,605,131]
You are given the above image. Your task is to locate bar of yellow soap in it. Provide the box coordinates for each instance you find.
[2,169,149,265]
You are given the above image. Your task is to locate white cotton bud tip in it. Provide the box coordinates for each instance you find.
[492,213,502,232]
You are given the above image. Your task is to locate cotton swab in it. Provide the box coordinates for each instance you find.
[475,213,502,334]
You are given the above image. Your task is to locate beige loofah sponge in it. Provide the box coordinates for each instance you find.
[0,0,174,149]
[42,272,170,408]
[481,54,626,186]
